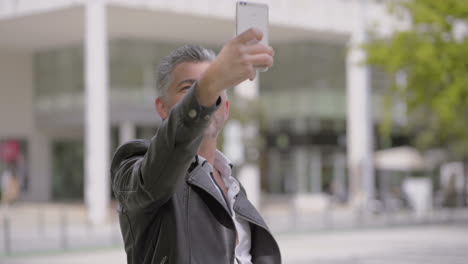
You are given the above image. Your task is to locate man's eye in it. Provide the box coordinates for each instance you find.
[180,86,191,91]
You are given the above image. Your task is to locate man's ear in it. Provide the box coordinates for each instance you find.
[155,97,168,120]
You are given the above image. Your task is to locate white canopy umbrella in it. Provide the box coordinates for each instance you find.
[375,146,428,171]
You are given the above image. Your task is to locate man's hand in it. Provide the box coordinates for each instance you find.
[197,28,274,106]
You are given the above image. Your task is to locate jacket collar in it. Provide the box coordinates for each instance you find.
[196,150,233,181]
[186,155,270,230]
[186,157,232,216]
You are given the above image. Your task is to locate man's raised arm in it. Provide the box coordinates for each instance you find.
[110,28,273,211]
[111,84,221,211]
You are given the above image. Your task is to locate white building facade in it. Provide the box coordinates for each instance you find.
[0,0,399,223]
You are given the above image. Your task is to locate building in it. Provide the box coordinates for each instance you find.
[0,0,399,223]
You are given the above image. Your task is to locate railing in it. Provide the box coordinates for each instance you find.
[1,201,467,255]
[0,203,122,255]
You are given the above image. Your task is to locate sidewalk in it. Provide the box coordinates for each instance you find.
[1,202,468,255]
[2,224,468,264]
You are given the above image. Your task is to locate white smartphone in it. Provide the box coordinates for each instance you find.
[236,1,269,72]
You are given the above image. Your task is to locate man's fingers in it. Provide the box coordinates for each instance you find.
[247,54,274,68]
[248,66,257,81]
[244,43,274,56]
[237,28,263,44]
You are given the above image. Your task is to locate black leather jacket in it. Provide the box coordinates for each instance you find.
[111,84,281,264]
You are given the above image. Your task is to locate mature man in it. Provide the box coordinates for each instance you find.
[111,29,281,264]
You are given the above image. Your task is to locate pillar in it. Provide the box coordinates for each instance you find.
[27,132,51,201]
[346,0,375,207]
[84,0,110,224]
[233,77,261,208]
[332,152,347,200]
[294,147,308,193]
[309,148,322,193]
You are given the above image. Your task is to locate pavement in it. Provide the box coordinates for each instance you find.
[2,224,468,264]
[1,203,468,263]
[278,224,468,264]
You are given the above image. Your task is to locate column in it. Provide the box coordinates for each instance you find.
[27,132,51,201]
[268,149,282,193]
[293,118,308,193]
[332,152,346,200]
[84,0,110,224]
[233,77,261,208]
[119,121,136,146]
[346,0,375,207]
[309,148,322,193]
[294,147,308,193]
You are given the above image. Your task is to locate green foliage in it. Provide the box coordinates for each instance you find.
[364,0,468,157]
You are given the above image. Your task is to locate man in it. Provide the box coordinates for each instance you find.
[111,28,281,264]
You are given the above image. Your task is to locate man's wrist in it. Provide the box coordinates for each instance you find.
[197,66,224,107]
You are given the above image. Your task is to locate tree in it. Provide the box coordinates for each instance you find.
[363,0,468,158]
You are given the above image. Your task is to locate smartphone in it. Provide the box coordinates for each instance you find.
[236,1,269,72]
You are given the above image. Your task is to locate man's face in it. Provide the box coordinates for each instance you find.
[155,61,230,137]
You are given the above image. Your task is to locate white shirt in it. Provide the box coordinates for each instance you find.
[198,150,252,264]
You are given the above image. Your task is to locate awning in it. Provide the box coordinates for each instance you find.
[375,146,428,171]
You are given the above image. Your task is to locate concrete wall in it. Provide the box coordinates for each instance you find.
[0,51,51,201]
[0,51,34,137]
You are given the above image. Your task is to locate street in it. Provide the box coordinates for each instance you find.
[2,224,467,264]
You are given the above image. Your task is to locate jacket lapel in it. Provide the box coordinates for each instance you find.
[234,191,282,263]
[233,190,269,231]
[186,162,232,216]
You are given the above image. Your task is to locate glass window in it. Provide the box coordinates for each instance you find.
[34,40,219,98]
[260,41,346,92]
[34,46,84,97]
[52,140,84,201]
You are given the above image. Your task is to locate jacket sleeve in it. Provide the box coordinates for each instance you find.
[111,82,221,211]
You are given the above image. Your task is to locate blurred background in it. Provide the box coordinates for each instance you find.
[0,0,467,263]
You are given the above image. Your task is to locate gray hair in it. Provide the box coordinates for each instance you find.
[156,45,216,101]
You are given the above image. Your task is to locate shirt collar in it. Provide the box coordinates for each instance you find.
[197,150,233,180]
[196,150,241,202]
